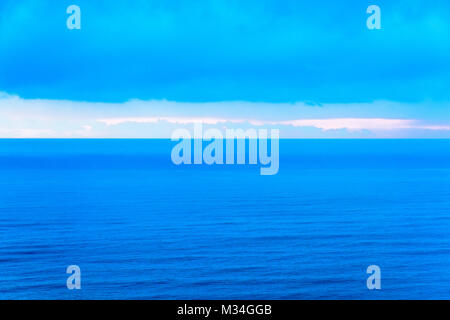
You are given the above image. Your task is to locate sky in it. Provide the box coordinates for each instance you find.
[0,0,449,138]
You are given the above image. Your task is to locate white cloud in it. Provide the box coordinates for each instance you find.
[98,116,450,132]
[0,128,55,138]
[277,118,450,131]
[98,117,266,126]
[0,92,449,138]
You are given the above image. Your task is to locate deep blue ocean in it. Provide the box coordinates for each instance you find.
[0,139,449,299]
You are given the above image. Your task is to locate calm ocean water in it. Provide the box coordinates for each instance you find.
[0,139,449,299]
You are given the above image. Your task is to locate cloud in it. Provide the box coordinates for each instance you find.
[98,117,266,126]
[0,92,449,138]
[0,128,55,138]
[98,117,450,132]
[278,118,450,131]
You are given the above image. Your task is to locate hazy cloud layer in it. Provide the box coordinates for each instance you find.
[1,93,449,138]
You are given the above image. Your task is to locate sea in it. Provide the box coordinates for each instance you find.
[0,139,449,299]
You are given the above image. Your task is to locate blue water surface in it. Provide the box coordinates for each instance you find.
[0,139,449,299]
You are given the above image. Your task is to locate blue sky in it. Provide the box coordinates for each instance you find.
[0,0,449,137]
